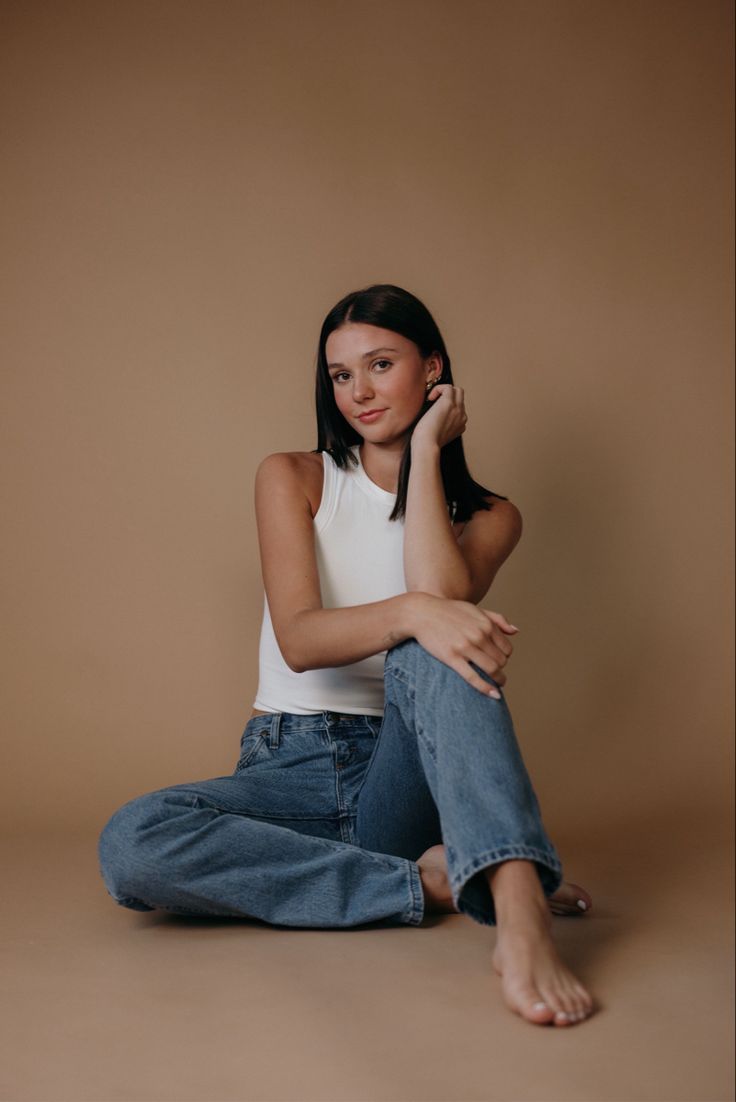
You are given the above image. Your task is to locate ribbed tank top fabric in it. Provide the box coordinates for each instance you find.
[253,445,406,715]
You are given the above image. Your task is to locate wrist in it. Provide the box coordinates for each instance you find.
[395,591,434,639]
[410,436,441,461]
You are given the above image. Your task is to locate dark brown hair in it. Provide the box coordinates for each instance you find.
[314,283,507,522]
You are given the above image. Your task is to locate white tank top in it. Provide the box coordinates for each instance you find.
[253,445,406,715]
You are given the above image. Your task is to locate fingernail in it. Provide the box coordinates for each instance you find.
[489,689,501,699]
[577,900,587,911]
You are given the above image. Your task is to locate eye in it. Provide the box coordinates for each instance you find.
[332,372,350,383]
[372,359,392,370]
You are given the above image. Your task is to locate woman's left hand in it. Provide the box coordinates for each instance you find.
[412,383,468,451]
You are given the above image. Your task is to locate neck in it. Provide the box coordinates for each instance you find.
[358,438,407,495]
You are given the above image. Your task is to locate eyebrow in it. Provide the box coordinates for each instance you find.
[327,347,400,369]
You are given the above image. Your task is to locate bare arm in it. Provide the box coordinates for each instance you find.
[255,452,417,672]
[255,451,518,695]
[404,438,472,600]
[405,438,523,605]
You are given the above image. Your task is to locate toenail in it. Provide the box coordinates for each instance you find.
[532,1001,549,1012]
[577,899,587,910]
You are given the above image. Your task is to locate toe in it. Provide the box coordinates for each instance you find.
[538,987,567,1024]
[568,881,593,911]
[524,1000,556,1025]
[548,877,594,912]
[562,979,592,1023]
[566,995,594,1023]
[514,987,555,1025]
[573,983,594,1012]
[547,881,592,915]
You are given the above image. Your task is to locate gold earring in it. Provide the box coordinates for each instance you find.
[425,378,435,392]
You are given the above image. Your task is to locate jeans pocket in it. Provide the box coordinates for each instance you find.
[234,730,269,772]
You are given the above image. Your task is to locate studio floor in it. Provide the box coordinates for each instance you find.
[2,807,733,1102]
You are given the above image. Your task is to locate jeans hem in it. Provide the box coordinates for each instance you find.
[404,860,425,925]
[108,892,155,912]
[451,844,563,927]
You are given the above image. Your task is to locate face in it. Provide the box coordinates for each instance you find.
[325,323,441,444]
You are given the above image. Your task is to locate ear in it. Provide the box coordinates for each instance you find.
[426,352,443,384]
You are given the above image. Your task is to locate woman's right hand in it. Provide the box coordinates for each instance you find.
[405,592,519,698]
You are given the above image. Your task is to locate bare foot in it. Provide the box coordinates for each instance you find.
[548,880,593,916]
[417,844,460,913]
[489,861,595,1027]
[418,845,593,919]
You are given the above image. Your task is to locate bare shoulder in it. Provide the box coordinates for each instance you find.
[255,450,324,518]
[486,493,522,535]
[456,493,523,556]
[450,493,522,602]
[456,494,521,535]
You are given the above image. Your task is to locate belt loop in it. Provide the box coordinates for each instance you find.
[269,712,282,749]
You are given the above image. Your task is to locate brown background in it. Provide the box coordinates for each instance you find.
[1,2,733,1100]
[2,0,732,837]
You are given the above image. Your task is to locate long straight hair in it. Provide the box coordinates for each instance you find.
[314,283,507,523]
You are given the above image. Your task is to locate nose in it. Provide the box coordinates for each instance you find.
[352,374,375,401]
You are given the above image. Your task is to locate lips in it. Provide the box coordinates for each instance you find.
[357,409,387,422]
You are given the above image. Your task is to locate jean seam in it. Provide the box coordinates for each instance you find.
[157,789,340,823]
[404,861,424,925]
[234,737,266,771]
[414,722,437,764]
[105,807,414,879]
[384,663,412,690]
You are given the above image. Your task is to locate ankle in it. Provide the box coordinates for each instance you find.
[418,864,441,910]
[485,860,549,921]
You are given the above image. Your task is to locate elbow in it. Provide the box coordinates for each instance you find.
[276,613,313,673]
[280,641,308,674]
[406,568,475,603]
[406,582,472,603]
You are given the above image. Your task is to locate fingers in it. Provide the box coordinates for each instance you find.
[421,385,467,448]
[466,643,508,686]
[431,383,463,402]
[430,385,466,416]
[484,610,520,636]
[462,614,516,693]
[448,635,509,696]
[451,656,503,699]
[490,629,513,658]
[420,603,518,698]
[459,611,515,666]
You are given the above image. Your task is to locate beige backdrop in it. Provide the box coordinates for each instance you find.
[1,0,732,855]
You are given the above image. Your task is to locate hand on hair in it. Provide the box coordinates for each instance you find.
[412,383,468,451]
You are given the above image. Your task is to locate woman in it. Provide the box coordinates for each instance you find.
[98,283,595,1028]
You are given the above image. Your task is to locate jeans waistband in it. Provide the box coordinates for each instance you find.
[247,711,381,736]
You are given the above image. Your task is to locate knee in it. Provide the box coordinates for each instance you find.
[386,637,422,664]
[97,790,174,910]
[385,637,502,708]
[385,637,448,678]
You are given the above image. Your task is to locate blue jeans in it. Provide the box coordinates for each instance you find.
[98,639,563,928]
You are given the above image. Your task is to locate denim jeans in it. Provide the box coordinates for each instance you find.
[98,639,563,928]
